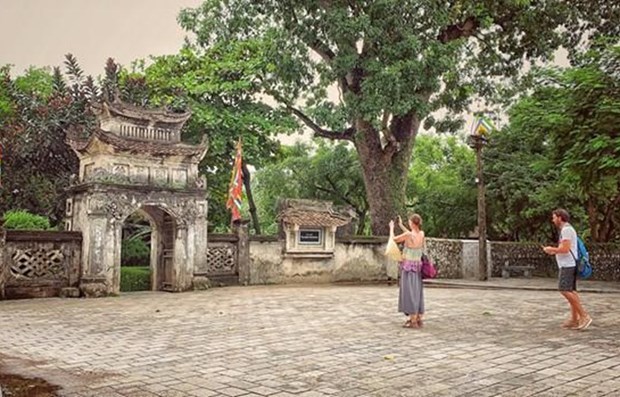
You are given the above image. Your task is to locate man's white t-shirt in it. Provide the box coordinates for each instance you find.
[556,224,578,268]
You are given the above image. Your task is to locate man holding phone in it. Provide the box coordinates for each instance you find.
[542,209,592,330]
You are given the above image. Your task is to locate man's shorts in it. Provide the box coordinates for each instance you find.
[558,266,577,292]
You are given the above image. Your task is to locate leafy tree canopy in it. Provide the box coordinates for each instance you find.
[487,40,620,242]
[178,0,619,234]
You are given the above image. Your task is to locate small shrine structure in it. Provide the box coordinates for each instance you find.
[277,199,354,258]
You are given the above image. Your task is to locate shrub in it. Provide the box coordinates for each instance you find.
[2,210,51,230]
[121,238,150,267]
[120,266,151,292]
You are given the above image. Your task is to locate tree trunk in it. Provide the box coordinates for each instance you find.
[587,198,599,241]
[356,209,367,235]
[354,115,419,235]
[591,188,620,243]
[241,162,261,235]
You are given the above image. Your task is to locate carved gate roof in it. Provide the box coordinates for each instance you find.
[67,128,208,159]
[92,101,191,129]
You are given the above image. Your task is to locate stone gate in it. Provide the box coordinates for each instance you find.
[65,101,209,296]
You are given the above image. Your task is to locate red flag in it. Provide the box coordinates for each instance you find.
[226,139,243,222]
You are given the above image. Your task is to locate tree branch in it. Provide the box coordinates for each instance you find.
[437,16,480,43]
[381,110,397,146]
[278,3,336,62]
[325,175,358,209]
[298,2,356,95]
[286,104,355,141]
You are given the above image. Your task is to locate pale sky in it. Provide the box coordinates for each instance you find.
[0,0,310,143]
[0,1,569,142]
[0,0,203,77]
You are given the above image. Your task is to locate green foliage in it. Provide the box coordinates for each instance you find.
[110,44,300,231]
[179,0,612,234]
[14,67,54,99]
[0,55,96,225]
[2,210,51,230]
[485,123,586,242]
[254,136,477,238]
[121,213,151,266]
[120,267,151,292]
[253,141,368,234]
[486,41,620,242]
[407,135,477,238]
[0,66,15,123]
[121,239,150,267]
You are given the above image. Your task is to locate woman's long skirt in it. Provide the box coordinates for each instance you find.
[399,270,424,315]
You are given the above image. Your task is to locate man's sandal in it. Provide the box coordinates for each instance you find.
[561,319,579,329]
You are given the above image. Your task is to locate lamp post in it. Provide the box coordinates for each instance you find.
[468,132,489,281]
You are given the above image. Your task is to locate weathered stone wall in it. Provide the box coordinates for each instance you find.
[248,237,388,284]
[248,236,620,283]
[490,242,554,277]
[248,237,284,284]
[490,242,620,281]
[200,233,241,287]
[426,238,464,279]
[2,231,82,299]
[248,236,465,284]
[333,237,391,282]
[590,244,620,281]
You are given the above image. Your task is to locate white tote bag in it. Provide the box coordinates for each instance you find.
[385,229,402,262]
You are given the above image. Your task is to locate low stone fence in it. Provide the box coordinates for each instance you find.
[490,242,554,278]
[247,236,620,284]
[590,244,620,281]
[248,236,473,284]
[490,242,620,281]
[2,226,618,299]
[1,230,82,299]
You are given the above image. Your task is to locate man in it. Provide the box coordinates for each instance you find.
[543,209,592,330]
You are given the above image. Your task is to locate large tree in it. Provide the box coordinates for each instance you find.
[178,0,618,234]
[487,40,620,243]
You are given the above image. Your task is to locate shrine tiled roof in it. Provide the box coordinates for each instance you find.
[67,128,208,158]
[279,210,352,227]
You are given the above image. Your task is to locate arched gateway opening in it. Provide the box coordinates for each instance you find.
[120,206,176,292]
[121,211,153,291]
[64,100,209,297]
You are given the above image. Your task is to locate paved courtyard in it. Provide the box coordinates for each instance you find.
[1,284,619,397]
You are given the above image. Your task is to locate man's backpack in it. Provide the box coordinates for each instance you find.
[572,237,593,279]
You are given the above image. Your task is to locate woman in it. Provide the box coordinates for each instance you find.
[389,214,425,328]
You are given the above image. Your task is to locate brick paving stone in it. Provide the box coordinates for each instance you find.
[218,386,249,396]
[186,390,219,397]
[1,285,619,397]
[248,386,280,396]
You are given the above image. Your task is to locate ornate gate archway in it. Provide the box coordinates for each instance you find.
[65,101,209,296]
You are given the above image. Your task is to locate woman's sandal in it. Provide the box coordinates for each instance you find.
[403,319,419,328]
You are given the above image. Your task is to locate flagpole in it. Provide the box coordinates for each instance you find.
[227,138,244,228]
